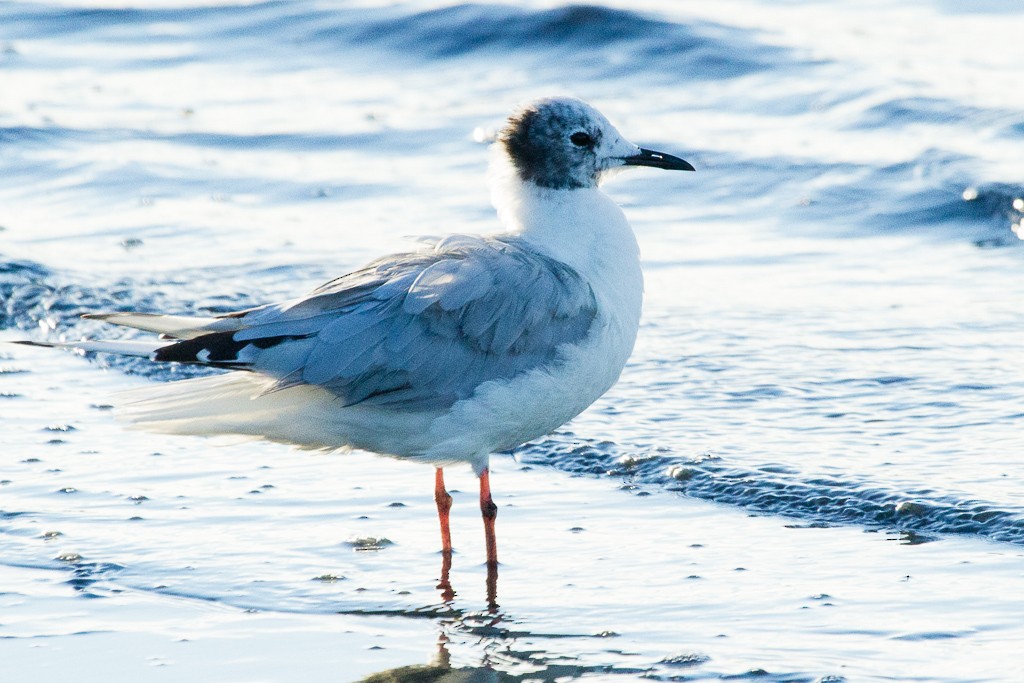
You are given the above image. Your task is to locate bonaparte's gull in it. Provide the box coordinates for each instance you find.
[18,97,694,565]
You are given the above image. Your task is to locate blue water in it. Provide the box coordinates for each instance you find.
[3,1,1024,680]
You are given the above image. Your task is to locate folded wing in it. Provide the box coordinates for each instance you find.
[106,235,598,412]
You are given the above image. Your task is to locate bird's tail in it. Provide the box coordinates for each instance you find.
[83,312,243,340]
[10,309,252,360]
[12,311,373,450]
[10,310,246,357]
[114,372,343,449]
[117,372,266,430]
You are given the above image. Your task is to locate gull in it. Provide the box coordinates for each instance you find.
[17,97,694,566]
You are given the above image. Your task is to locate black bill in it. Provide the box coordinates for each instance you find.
[622,147,695,171]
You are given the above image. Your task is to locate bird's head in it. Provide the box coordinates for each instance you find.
[496,96,694,191]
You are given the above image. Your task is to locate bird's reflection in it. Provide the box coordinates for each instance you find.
[486,564,497,614]
[435,551,499,613]
[354,556,506,682]
[436,552,456,603]
[356,632,498,682]
[354,555,611,683]
[354,551,609,682]
[355,620,601,683]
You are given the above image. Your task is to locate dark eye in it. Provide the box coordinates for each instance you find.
[570,132,593,147]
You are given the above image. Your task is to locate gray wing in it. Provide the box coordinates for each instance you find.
[155,234,598,411]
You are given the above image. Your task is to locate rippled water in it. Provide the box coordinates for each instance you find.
[3,1,1024,681]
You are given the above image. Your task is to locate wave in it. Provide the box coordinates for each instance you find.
[515,435,1024,546]
[1,2,797,79]
[342,4,791,78]
[854,96,1018,130]
[765,148,1024,245]
[0,123,438,153]
[862,176,1024,246]
[868,181,1022,247]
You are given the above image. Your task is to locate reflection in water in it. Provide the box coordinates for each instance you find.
[436,552,456,603]
[355,622,627,683]
[485,561,498,614]
[435,551,499,612]
[356,641,499,683]
[356,556,641,682]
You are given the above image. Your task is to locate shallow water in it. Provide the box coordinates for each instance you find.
[3,0,1024,681]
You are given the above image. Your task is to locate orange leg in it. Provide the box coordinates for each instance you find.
[434,467,453,556]
[479,467,498,567]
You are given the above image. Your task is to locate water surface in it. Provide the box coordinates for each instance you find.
[2,1,1024,680]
